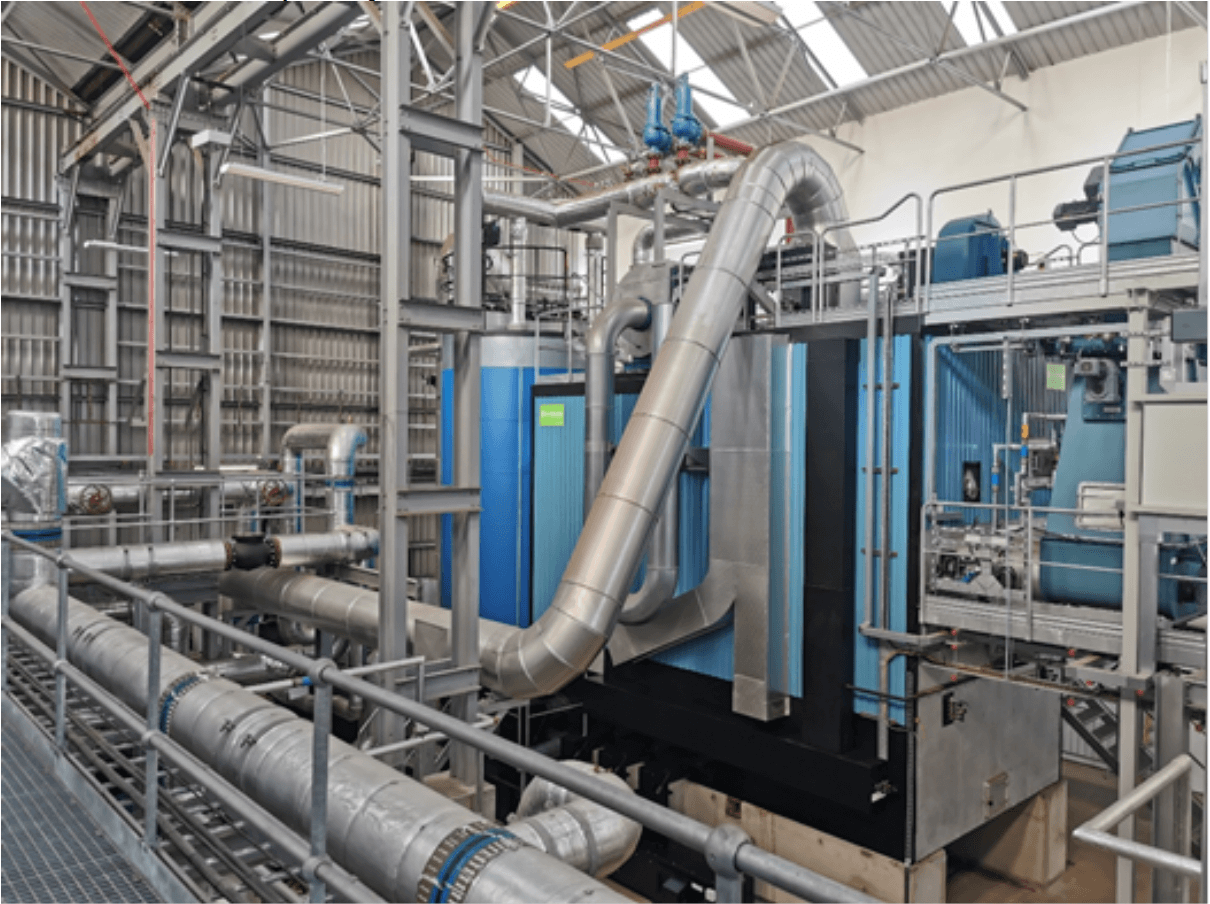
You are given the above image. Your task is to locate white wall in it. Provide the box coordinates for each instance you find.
[817,28,1207,256]
[613,27,1205,279]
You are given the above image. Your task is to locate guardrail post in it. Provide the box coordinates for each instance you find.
[706,823,751,903]
[1,538,11,694]
[54,562,68,751]
[144,597,162,850]
[1099,156,1111,296]
[309,661,333,903]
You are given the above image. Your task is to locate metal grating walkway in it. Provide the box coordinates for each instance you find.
[1,724,162,904]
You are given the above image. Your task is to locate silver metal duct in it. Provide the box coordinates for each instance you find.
[484,139,854,700]
[9,586,627,903]
[216,568,517,661]
[2,411,66,593]
[632,221,707,265]
[509,760,642,878]
[482,157,741,228]
[62,529,378,585]
[583,295,650,513]
[509,217,528,329]
[281,424,367,530]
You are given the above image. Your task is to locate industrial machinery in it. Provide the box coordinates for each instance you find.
[3,50,1206,904]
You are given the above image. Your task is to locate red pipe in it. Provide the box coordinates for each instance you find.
[81,2,156,461]
[708,131,754,156]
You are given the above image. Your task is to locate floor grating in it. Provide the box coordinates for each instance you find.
[2,722,162,904]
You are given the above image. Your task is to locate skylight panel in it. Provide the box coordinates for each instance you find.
[513,65,625,163]
[953,1,1018,47]
[626,9,749,126]
[788,1,867,88]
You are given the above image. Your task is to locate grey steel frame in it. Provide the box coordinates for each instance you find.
[1,531,875,904]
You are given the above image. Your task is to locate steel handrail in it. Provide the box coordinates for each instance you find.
[1,531,877,904]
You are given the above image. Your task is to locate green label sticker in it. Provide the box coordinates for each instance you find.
[539,403,565,427]
[1045,363,1066,392]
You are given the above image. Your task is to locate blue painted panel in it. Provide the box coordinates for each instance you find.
[854,335,913,721]
[441,365,559,627]
[531,392,587,621]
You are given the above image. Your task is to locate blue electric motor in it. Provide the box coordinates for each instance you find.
[932,212,1022,283]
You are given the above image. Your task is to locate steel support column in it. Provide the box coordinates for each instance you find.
[450,1,486,785]
[377,1,412,752]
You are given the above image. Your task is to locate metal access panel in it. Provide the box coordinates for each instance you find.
[914,663,1060,858]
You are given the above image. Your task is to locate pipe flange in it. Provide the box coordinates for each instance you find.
[156,673,208,735]
[416,822,523,904]
[78,484,113,516]
[223,541,235,571]
[704,823,750,880]
[267,536,282,568]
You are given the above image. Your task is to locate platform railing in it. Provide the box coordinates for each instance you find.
[1072,752,1202,900]
[1,530,877,904]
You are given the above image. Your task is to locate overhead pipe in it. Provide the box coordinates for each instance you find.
[280,423,367,530]
[481,157,741,228]
[484,139,856,699]
[66,474,287,516]
[8,585,628,903]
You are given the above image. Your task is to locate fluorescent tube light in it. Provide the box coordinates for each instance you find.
[219,162,344,196]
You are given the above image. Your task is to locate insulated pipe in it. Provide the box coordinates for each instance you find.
[509,760,642,878]
[280,423,367,530]
[631,221,706,265]
[485,139,855,700]
[66,475,284,515]
[481,157,741,228]
[583,296,651,515]
[8,586,626,904]
[619,282,679,626]
[61,528,378,585]
[509,217,528,329]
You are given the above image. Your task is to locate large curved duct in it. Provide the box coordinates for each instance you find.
[281,423,367,530]
[9,585,627,903]
[482,158,741,228]
[632,221,707,265]
[484,139,855,700]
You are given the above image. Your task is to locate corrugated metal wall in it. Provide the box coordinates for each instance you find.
[1,54,573,580]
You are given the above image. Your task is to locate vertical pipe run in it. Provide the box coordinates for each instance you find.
[1,539,10,694]
[878,267,893,633]
[862,266,877,631]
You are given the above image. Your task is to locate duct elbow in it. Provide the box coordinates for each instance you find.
[509,761,642,879]
[585,295,650,356]
[618,564,678,625]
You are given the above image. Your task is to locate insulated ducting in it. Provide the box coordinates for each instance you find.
[61,529,378,585]
[482,157,741,228]
[484,139,855,699]
[281,423,367,530]
[9,585,628,903]
[2,411,67,593]
[509,760,642,878]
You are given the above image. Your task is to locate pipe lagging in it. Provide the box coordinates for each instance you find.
[484,139,855,700]
[509,760,642,878]
[61,528,378,585]
[280,423,367,529]
[8,585,627,903]
[584,295,651,515]
[482,157,741,228]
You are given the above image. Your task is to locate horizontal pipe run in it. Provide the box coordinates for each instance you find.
[2,617,381,904]
[4,535,877,903]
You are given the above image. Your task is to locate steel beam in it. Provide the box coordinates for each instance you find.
[377,0,412,755]
[450,0,487,786]
[59,3,282,171]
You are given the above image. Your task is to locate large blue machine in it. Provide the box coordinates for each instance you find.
[931,212,1014,283]
[1055,116,1202,261]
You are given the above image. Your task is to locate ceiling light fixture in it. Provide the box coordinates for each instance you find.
[219,162,344,195]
